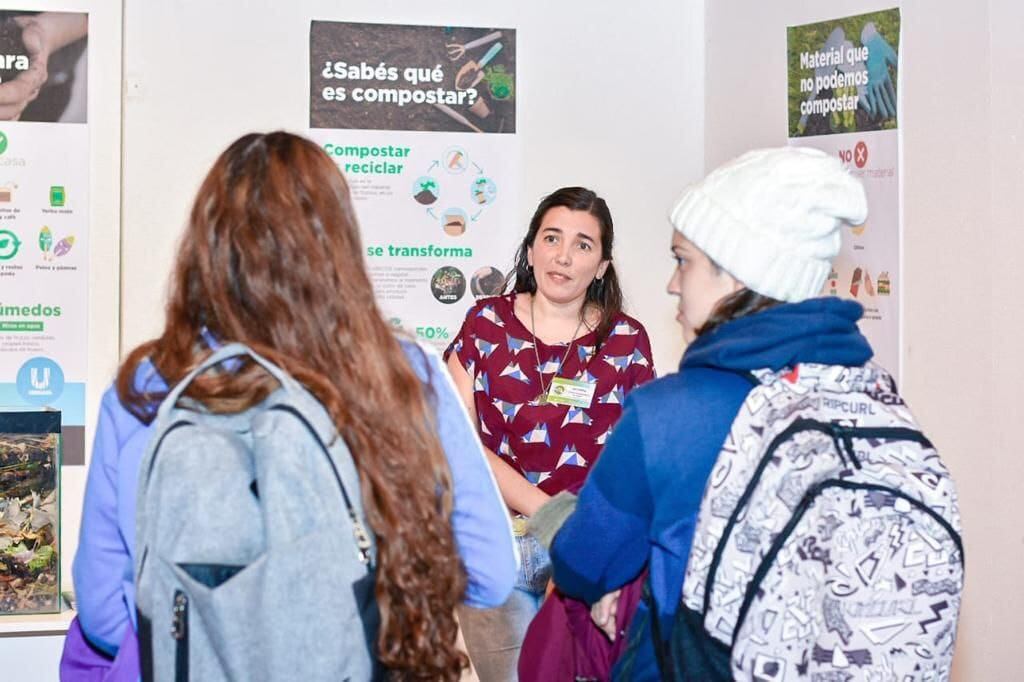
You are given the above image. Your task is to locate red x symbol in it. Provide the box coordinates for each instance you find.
[854,141,868,168]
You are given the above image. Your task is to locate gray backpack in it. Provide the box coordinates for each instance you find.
[135,344,380,681]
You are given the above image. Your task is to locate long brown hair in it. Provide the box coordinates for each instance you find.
[117,132,467,679]
[507,186,624,345]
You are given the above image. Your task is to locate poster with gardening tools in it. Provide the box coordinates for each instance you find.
[788,8,901,377]
[309,21,519,350]
[0,9,90,471]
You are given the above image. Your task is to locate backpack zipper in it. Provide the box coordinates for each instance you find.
[172,590,189,682]
[702,420,933,617]
[730,478,964,648]
[349,509,373,565]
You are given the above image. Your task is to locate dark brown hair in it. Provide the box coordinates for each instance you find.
[697,288,782,337]
[507,186,623,344]
[117,132,467,679]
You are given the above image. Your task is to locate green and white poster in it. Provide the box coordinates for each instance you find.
[0,10,89,465]
[309,20,519,349]
[788,8,901,377]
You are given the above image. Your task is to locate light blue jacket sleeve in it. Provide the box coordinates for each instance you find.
[402,340,516,608]
[72,390,133,655]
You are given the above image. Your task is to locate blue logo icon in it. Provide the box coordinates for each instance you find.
[16,357,65,405]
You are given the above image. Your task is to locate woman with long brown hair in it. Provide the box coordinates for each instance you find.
[65,131,515,680]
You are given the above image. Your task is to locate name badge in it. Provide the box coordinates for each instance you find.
[545,377,597,408]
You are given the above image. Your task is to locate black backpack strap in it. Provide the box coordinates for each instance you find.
[643,580,675,679]
[138,609,154,682]
[720,368,762,387]
[644,580,734,681]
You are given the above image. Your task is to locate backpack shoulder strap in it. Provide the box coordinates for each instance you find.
[257,401,375,568]
[156,343,296,421]
[718,368,760,387]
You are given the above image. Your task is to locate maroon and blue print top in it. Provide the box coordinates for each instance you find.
[446,293,655,495]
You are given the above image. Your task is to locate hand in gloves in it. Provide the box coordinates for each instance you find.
[858,21,898,119]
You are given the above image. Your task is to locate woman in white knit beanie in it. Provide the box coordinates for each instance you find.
[544,147,961,681]
[666,145,867,339]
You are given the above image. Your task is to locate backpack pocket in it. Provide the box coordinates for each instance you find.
[178,563,245,589]
[166,528,379,682]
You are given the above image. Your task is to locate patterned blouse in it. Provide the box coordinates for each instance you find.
[446,293,655,495]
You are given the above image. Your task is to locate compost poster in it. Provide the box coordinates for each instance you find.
[0,10,89,465]
[309,21,519,350]
[788,8,901,377]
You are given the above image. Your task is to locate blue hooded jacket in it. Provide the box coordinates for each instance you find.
[549,298,873,680]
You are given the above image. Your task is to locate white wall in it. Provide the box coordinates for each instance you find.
[971,0,1024,678]
[705,1,1021,679]
[121,0,704,374]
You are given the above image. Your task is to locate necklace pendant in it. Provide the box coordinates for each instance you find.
[536,391,548,406]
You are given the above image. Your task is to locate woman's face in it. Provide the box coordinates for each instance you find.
[528,206,610,306]
[667,230,743,343]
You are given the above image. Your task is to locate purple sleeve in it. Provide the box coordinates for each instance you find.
[72,389,134,655]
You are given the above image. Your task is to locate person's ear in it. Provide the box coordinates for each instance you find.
[719,267,744,293]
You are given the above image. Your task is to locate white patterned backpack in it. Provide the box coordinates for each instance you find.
[657,362,963,681]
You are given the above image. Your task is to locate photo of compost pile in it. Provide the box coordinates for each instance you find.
[311,21,516,133]
[0,427,60,615]
[431,265,467,304]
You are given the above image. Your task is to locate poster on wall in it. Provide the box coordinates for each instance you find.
[309,20,518,351]
[787,8,901,377]
[0,10,89,465]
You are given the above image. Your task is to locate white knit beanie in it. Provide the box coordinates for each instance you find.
[669,147,868,303]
